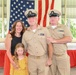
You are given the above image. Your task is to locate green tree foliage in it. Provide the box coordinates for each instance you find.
[70,22,76,38]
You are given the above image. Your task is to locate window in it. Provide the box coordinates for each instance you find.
[0,0,9,38]
[0,0,9,42]
[61,0,76,42]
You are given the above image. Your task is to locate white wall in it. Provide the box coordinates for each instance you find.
[0,43,76,50]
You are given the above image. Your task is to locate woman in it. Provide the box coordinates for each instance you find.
[4,20,25,75]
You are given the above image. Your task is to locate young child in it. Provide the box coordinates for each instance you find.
[10,43,29,75]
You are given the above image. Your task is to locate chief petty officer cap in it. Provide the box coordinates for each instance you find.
[24,9,37,18]
[49,9,61,17]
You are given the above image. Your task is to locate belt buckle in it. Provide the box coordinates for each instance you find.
[54,54,61,56]
[36,56,40,59]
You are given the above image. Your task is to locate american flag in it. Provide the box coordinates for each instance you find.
[9,0,54,30]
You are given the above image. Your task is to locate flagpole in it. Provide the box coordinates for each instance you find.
[64,0,67,25]
[2,0,4,38]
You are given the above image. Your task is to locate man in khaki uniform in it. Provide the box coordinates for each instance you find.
[22,9,53,75]
[47,9,72,75]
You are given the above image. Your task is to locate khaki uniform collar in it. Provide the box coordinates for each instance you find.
[47,23,61,29]
[27,25,42,31]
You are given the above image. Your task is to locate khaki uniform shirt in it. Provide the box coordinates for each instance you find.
[22,26,51,56]
[47,24,72,55]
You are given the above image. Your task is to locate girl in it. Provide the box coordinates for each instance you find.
[10,43,28,75]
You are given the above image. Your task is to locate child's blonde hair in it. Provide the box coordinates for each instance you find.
[13,43,25,63]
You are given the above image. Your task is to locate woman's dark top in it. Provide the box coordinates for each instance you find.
[11,35,22,55]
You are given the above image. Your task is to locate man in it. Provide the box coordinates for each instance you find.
[47,9,72,75]
[22,9,53,75]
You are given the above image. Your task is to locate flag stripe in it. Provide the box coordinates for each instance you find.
[46,0,52,26]
[50,0,54,9]
[38,0,42,25]
[40,0,45,26]
[35,0,38,14]
[43,0,49,27]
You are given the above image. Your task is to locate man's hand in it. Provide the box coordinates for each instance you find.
[46,58,52,66]
[47,37,57,43]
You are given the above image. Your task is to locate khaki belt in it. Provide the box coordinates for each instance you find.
[53,53,64,56]
[29,54,46,59]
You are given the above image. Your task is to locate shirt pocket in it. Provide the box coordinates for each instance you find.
[37,34,46,43]
[57,29,64,38]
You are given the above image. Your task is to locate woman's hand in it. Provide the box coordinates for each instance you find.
[11,60,19,69]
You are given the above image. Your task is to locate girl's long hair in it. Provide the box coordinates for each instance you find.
[13,43,25,64]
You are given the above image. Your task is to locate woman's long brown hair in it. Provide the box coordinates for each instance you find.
[10,20,25,37]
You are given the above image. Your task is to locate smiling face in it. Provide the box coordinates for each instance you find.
[16,47,24,56]
[27,17,37,26]
[49,16,60,25]
[15,22,23,33]
[11,20,25,37]
[14,43,25,56]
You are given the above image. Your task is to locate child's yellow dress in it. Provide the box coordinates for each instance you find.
[10,56,28,75]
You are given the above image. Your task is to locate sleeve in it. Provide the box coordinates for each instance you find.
[10,63,14,75]
[64,25,73,37]
[22,32,28,50]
